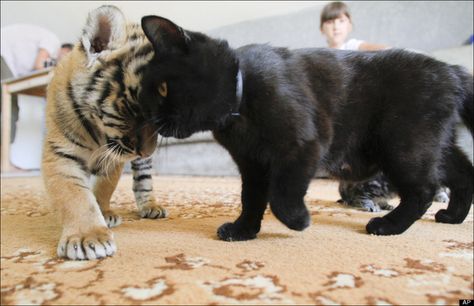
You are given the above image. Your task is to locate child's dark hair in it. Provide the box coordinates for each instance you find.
[320,1,352,29]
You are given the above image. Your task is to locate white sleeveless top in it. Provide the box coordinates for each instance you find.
[339,38,364,51]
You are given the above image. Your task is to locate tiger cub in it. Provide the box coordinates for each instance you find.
[42,5,167,260]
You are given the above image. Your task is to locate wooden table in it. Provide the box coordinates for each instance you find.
[1,68,54,172]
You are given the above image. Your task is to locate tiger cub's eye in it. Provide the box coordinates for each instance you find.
[158,82,167,97]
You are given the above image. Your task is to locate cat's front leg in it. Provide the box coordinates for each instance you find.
[131,157,167,219]
[217,158,270,241]
[268,155,317,231]
[42,144,115,260]
[93,162,124,228]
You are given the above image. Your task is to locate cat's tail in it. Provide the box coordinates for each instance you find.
[454,65,473,134]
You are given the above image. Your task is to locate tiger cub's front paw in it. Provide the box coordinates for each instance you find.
[102,210,122,228]
[57,226,116,260]
[139,202,168,219]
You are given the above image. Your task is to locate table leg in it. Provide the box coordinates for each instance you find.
[1,84,12,172]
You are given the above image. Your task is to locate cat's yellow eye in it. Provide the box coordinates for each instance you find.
[158,82,168,97]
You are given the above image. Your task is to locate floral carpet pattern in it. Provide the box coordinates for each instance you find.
[1,175,473,305]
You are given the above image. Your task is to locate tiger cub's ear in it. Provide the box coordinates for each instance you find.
[81,5,127,65]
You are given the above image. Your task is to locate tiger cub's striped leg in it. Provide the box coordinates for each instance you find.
[42,144,116,260]
[93,162,124,228]
[131,157,168,219]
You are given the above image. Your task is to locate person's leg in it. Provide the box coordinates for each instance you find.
[10,95,18,143]
[1,56,18,143]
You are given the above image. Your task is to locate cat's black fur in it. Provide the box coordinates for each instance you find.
[139,16,473,240]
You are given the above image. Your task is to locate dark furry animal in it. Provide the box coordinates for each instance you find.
[338,174,397,212]
[338,174,450,212]
[138,16,473,240]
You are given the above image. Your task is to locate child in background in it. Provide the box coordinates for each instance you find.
[320,1,389,51]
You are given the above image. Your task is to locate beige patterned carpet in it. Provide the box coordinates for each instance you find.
[1,175,473,305]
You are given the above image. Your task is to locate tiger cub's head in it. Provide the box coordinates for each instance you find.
[57,5,160,163]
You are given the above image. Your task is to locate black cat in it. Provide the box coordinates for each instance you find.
[138,16,473,240]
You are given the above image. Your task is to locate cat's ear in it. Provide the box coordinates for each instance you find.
[81,5,127,65]
[141,16,188,56]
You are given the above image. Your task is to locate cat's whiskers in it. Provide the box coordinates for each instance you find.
[90,142,113,170]
[98,144,115,178]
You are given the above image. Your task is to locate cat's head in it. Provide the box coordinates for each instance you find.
[138,16,241,139]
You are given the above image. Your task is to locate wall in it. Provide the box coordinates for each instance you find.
[2,1,471,51]
[1,1,326,44]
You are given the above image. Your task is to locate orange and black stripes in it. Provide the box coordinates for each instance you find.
[67,82,101,146]
[48,142,88,173]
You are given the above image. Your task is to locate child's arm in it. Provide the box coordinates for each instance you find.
[358,42,391,51]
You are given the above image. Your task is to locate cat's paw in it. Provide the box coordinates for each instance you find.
[366,217,404,235]
[377,201,394,211]
[139,203,168,219]
[217,222,258,242]
[287,212,311,231]
[57,226,116,260]
[435,209,463,224]
[359,199,381,212]
[271,205,310,231]
[339,198,390,212]
[102,210,122,228]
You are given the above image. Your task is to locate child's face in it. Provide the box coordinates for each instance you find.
[321,14,352,47]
